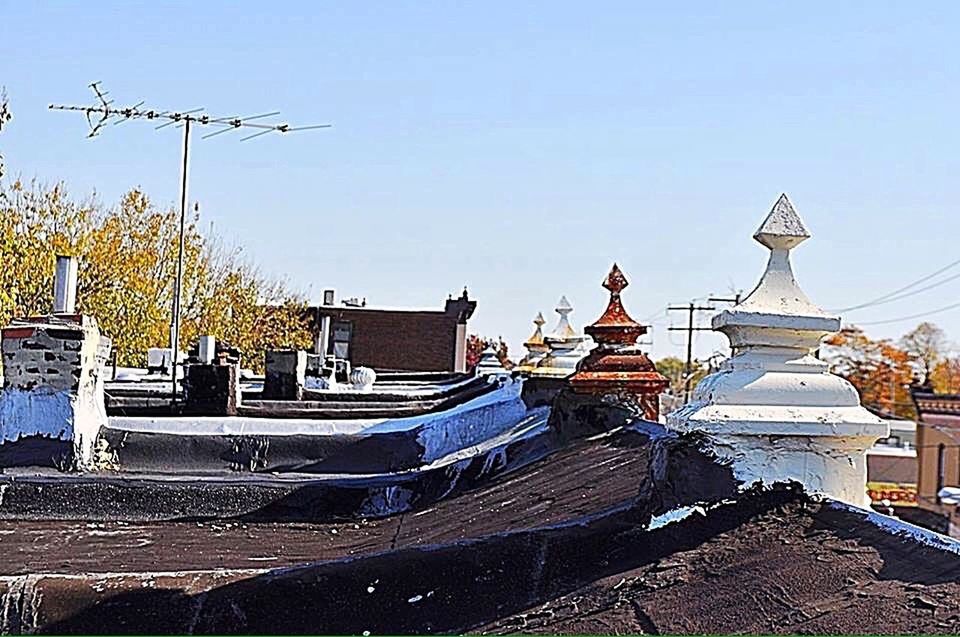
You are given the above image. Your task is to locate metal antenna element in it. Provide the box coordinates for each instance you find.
[50,82,332,402]
[50,82,330,139]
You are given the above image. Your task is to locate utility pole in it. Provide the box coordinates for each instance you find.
[51,82,331,401]
[709,293,742,356]
[708,293,742,306]
[667,302,716,404]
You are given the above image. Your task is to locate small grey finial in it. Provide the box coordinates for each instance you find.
[753,193,810,251]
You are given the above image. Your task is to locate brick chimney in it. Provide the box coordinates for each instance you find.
[0,255,111,470]
[667,194,888,506]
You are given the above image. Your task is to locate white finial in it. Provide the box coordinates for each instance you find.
[551,296,575,339]
[668,193,887,506]
[715,194,836,349]
[476,342,508,376]
[533,312,545,328]
[753,193,810,250]
[531,296,590,377]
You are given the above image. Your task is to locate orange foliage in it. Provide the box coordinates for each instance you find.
[466,335,511,372]
[823,327,917,419]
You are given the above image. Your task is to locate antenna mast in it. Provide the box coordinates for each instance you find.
[50,82,331,402]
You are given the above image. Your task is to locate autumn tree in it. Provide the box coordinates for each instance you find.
[899,322,947,385]
[655,356,709,396]
[0,179,311,371]
[466,335,512,371]
[822,326,916,419]
[931,357,960,394]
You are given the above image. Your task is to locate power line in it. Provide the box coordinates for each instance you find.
[50,82,331,401]
[855,299,960,327]
[833,256,960,313]
[842,270,960,314]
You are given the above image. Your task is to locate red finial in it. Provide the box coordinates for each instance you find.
[586,264,646,344]
[603,263,629,295]
[570,263,668,420]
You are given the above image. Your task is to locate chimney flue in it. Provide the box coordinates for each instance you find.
[53,255,78,314]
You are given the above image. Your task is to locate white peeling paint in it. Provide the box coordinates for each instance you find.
[0,388,74,442]
[828,500,960,557]
[668,195,887,506]
[647,505,707,530]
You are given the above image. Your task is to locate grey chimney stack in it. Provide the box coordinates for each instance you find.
[53,255,78,314]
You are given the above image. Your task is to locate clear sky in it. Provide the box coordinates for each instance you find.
[4,1,960,361]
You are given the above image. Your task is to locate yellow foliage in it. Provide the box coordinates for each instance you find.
[931,358,960,394]
[0,180,311,371]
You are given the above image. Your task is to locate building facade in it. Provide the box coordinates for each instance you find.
[911,390,960,536]
[310,290,476,373]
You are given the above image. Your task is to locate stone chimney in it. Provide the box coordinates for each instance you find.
[516,313,548,373]
[531,296,590,378]
[666,194,888,506]
[569,264,668,420]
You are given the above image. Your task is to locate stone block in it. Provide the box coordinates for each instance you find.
[182,363,239,416]
[263,350,306,400]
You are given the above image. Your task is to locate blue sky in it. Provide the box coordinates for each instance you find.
[4,1,960,360]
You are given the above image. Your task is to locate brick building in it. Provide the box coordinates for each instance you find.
[911,390,960,535]
[310,290,476,373]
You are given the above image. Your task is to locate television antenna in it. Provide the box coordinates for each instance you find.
[51,82,332,401]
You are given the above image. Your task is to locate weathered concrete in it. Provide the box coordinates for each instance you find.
[263,350,306,400]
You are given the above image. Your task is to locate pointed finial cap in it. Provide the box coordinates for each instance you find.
[713,193,838,349]
[547,295,579,341]
[603,263,629,295]
[525,312,547,349]
[586,263,646,346]
[753,194,810,251]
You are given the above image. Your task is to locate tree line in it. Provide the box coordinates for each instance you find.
[0,181,312,370]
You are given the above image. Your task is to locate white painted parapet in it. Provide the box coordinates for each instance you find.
[667,194,888,506]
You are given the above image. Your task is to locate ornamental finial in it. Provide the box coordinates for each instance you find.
[603,263,629,295]
[753,193,810,251]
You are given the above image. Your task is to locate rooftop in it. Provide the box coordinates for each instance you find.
[2,419,958,634]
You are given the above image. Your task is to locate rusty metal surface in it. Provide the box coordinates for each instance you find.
[569,264,668,419]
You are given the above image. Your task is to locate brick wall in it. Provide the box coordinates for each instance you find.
[2,325,86,393]
[319,309,461,372]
